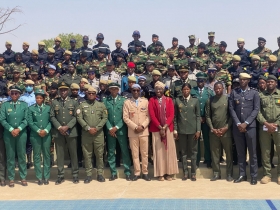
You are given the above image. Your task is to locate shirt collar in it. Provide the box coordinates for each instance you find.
[183,95,191,101]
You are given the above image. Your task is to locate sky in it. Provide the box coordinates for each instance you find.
[1,0,280,53]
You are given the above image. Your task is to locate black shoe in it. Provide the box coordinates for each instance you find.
[84,176,92,184]
[220,157,225,163]
[73,177,79,184]
[226,175,234,182]
[148,158,153,165]
[0,180,6,187]
[126,175,132,181]
[191,175,196,181]
[207,163,212,168]
[97,175,105,182]
[26,162,31,169]
[142,174,151,181]
[251,177,257,185]
[234,176,247,183]
[55,177,65,185]
[109,175,118,181]
[44,180,49,185]
[210,174,221,181]
[116,164,121,168]
[67,163,72,168]
[38,180,43,185]
[132,175,141,181]
[182,175,188,181]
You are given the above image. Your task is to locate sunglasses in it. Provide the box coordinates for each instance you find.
[132,89,140,92]
[88,73,95,75]
[208,70,216,73]
[88,93,96,95]
[197,80,205,83]
[25,85,33,87]
[11,92,19,95]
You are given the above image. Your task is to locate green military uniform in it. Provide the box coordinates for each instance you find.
[174,95,201,176]
[76,60,90,78]
[103,93,131,176]
[273,48,280,69]
[172,55,189,71]
[251,47,272,69]
[0,89,28,181]
[257,87,280,179]
[194,53,210,72]
[215,69,232,90]
[147,43,165,54]
[213,51,233,69]
[206,42,219,55]
[0,99,6,182]
[59,73,82,87]
[127,51,148,74]
[191,80,215,166]
[91,58,107,76]
[50,84,79,179]
[9,62,28,80]
[115,62,127,75]
[27,90,51,181]
[33,79,46,91]
[166,47,178,61]
[7,78,25,93]
[44,76,59,93]
[186,45,197,57]
[148,51,170,72]
[0,64,9,80]
[205,94,233,177]
[76,98,108,177]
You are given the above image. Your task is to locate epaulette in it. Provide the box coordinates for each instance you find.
[80,101,87,104]
[191,95,197,98]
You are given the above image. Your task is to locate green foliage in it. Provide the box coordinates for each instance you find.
[41,33,94,50]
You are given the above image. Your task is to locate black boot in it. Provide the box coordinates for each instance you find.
[26,154,32,169]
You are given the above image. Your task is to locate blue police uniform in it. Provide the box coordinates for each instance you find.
[38,50,48,62]
[233,49,251,67]
[69,48,79,62]
[22,51,31,64]
[3,50,15,64]
[128,40,146,54]
[77,47,93,62]
[92,43,110,59]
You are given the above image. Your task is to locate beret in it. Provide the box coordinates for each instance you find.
[197,42,206,49]
[23,42,29,46]
[55,37,62,42]
[106,60,114,66]
[178,45,185,50]
[232,55,241,61]
[0,66,4,71]
[132,84,141,89]
[132,30,140,36]
[32,49,39,55]
[233,78,240,83]
[179,65,189,72]
[138,76,146,81]
[172,37,178,41]
[208,32,215,36]
[128,76,136,82]
[80,51,87,57]
[38,41,45,46]
[267,75,278,81]
[30,69,38,74]
[115,39,122,44]
[48,64,56,70]
[84,84,91,90]
[5,41,12,45]
[98,48,106,53]
[152,70,161,76]
[50,82,58,89]
[251,55,260,61]
[34,89,46,96]
[80,78,89,84]
[9,85,22,93]
[64,50,72,56]
[48,48,55,53]
[87,86,97,92]
[215,58,223,63]
[154,81,165,89]
[127,62,135,68]
[25,79,35,85]
[70,83,80,89]
[99,80,108,85]
[83,36,89,42]
[96,33,104,39]
[258,75,267,81]
[219,41,227,47]
[196,72,207,79]
[152,34,158,37]
[155,41,163,46]
[188,35,196,39]
[258,37,266,42]
[239,73,252,79]
[146,60,155,65]
[189,57,197,63]
[116,53,124,58]
[58,81,69,89]
[237,38,245,43]
[70,39,76,43]
[108,82,120,88]
[268,55,277,62]
[134,40,142,47]
[168,65,175,70]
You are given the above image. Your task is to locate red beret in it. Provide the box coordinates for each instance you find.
[127,62,135,68]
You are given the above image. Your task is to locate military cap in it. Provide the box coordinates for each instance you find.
[155,41,163,46]
[152,70,161,76]
[87,67,95,74]
[172,37,178,41]
[87,86,97,93]
[146,60,155,65]
[189,57,197,63]
[25,80,35,85]
[38,41,45,46]
[48,48,55,53]
[80,78,89,84]
[32,49,39,55]
[239,73,251,79]
[0,54,4,58]
[258,75,267,81]
[84,84,91,90]
[219,41,227,47]
[99,80,108,85]
[70,39,76,43]
[9,85,22,93]
[152,34,158,38]
[258,37,266,42]
[168,65,175,70]
[68,62,76,68]
[30,69,38,75]
[251,55,260,61]
[106,60,114,66]
[233,78,240,83]
[64,50,72,56]
[198,42,206,49]
[70,83,80,89]
[138,76,146,81]
[188,35,196,39]
[128,76,136,82]
[237,38,245,43]
[134,40,142,47]
[108,82,120,88]
[178,65,189,72]
[196,72,207,79]
[23,42,30,46]
[58,81,69,89]
[115,39,122,44]
[5,41,12,46]
[267,75,278,81]
[12,67,20,73]
[81,36,89,42]
[127,62,135,68]
[278,37,280,42]
[132,84,141,89]
[268,55,277,62]
[55,37,62,42]
[98,48,106,53]
[0,66,4,72]
[132,30,140,36]
[178,45,185,50]
[34,89,46,96]
[50,82,58,89]
[96,33,104,39]
[232,55,241,61]
[80,51,87,57]
[215,58,223,63]
[48,64,56,71]
[116,53,124,58]
[208,32,215,37]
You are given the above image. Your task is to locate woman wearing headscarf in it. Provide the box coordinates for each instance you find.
[148,81,178,181]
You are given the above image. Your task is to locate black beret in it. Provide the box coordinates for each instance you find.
[0,54,4,58]
[219,41,227,47]
[14,52,22,58]
[80,51,87,57]
[106,60,114,66]
[155,41,163,46]
[98,48,106,53]
[258,75,267,81]
[134,40,142,47]
[152,34,158,38]
[258,37,266,42]
[197,42,206,49]
[178,45,185,50]
[172,37,178,41]
[116,53,124,58]
[50,82,58,89]
[267,75,277,81]
[215,58,223,63]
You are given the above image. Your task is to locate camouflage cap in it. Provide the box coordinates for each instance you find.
[38,41,45,46]
[34,89,46,96]
[208,32,215,37]
[64,50,72,56]
[268,55,277,62]
[188,35,196,39]
[232,55,241,61]
[70,83,80,89]
[48,48,55,54]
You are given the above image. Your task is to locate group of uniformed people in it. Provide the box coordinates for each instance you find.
[0,31,280,187]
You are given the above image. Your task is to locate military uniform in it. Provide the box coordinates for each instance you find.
[172,55,189,71]
[170,78,197,98]
[90,58,107,76]
[166,47,178,61]
[215,69,232,90]
[69,48,79,62]
[213,51,233,69]
[206,42,219,57]
[77,46,93,62]
[100,71,121,85]
[194,53,210,71]
[127,51,148,74]
[186,45,198,57]
[111,48,128,64]
[26,60,41,77]
[250,47,272,69]
[147,43,165,54]
[163,75,179,89]
[92,43,111,59]
[115,62,127,75]
[44,76,59,93]
[88,77,100,92]
[9,62,28,80]
[273,48,280,69]
[7,79,25,92]
[76,61,90,78]
[128,40,146,54]
[59,73,82,87]
[0,99,6,183]
[148,52,170,72]
[234,49,251,67]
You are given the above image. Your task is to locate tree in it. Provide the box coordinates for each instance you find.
[0,6,23,35]
[41,33,95,50]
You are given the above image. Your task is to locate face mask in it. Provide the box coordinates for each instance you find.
[25,86,33,92]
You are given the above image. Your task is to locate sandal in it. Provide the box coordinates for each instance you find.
[158,176,164,181]
[9,180,14,188]
[191,175,196,181]
[21,180,28,186]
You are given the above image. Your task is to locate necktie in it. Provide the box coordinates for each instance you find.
[14,103,16,110]
[90,80,93,85]
[199,89,202,95]
[108,73,111,80]
[39,107,42,113]
[62,100,65,107]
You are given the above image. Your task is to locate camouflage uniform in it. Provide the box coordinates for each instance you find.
[90,58,107,75]
[7,79,25,92]
[147,43,165,54]
[172,55,189,71]
[33,80,46,91]
[273,48,280,69]
[0,64,9,80]
[215,69,232,88]
[251,47,272,69]
[194,53,210,71]
[206,42,219,55]
[44,76,59,93]
[186,45,198,57]
[213,51,233,69]
[9,62,28,80]
[76,60,90,78]
[166,47,178,61]
[148,52,170,71]
[127,51,148,74]
[115,62,127,75]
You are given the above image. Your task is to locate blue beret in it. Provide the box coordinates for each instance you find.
[138,76,146,81]
[132,84,141,89]
[133,30,140,36]
[220,41,227,47]
[48,64,56,70]
[70,39,76,43]
[258,37,266,42]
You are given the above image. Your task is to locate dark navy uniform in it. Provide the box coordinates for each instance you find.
[128,40,146,54]
[22,50,31,64]
[249,68,263,88]
[60,60,71,75]
[229,87,260,179]
[77,47,93,62]
[3,50,15,64]
[97,90,110,102]
[53,47,65,61]
[233,49,251,67]
[27,60,42,77]
[38,50,48,62]
[228,66,250,80]
[69,48,79,62]
[121,89,132,99]
[111,48,128,64]
[92,43,110,59]
[42,58,60,76]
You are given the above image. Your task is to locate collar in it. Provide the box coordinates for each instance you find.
[183,95,191,101]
